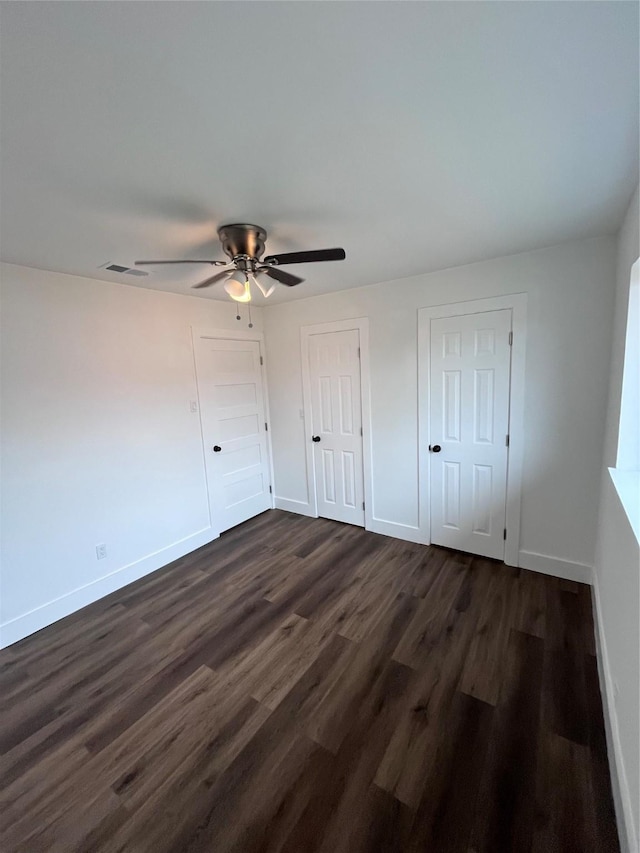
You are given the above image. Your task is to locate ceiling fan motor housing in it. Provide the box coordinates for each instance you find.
[218,224,267,265]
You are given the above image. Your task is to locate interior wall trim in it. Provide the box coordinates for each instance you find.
[367,517,427,545]
[592,575,638,853]
[272,498,425,543]
[0,527,218,649]
[518,549,593,585]
[273,496,317,518]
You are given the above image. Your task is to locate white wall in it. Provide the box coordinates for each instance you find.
[263,235,616,579]
[0,263,262,647]
[593,186,639,853]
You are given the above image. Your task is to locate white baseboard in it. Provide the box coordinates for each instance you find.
[0,527,218,649]
[366,517,428,545]
[592,576,638,853]
[273,496,317,518]
[518,549,593,585]
[273,500,427,547]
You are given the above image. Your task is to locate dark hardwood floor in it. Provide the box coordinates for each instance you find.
[0,510,619,852]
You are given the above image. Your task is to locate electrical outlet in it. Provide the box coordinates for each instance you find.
[96,543,107,560]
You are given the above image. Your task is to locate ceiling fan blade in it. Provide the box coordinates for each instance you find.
[135,259,228,266]
[259,266,304,287]
[262,248,345,265]
[192,270,232,289]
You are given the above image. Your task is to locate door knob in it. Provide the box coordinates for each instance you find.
[429,444,441,453]
[213,445,222,452]
[312,435,321,442]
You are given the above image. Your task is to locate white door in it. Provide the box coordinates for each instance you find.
[194,337,272,534]
[429,309,512,559]
[308,329,365,526]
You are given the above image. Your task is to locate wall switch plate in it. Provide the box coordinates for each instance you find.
[96,543,107,560]
[190,401,198,413]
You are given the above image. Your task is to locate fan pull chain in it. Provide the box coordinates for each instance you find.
[235,304,241,322]
[248,303,254,329]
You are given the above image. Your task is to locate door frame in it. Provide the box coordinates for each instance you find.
[417,294,527,566]
[191,326,275,537]
[300,318,373,528]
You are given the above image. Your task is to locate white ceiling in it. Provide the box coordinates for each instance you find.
[1,2,638,305]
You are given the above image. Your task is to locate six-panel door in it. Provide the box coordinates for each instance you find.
[429,309,512,559]
[309,329,365,526]
[194,337,272,534]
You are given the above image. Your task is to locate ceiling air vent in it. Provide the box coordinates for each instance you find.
[100,263,149,276]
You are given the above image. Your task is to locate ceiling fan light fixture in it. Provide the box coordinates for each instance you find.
[254,274,276,298]
[224,270,251,302]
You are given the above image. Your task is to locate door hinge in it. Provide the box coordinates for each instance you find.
[265,422,268,431]
[503,528,507,540]
[260,355,264,365]
[360,427,363,436]
[357,347,361,358]
[505,434,510,447]
[362,501,365,511]
[269,485,272,494]
[508,331,513,346]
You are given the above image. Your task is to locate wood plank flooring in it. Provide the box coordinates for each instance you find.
[0,510,619,852]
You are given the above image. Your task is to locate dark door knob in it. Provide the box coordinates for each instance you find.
[213,445,222,452]
[430,444,441,453]
[312,435,321,442]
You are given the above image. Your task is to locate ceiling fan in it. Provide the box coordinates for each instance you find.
[135,223,346,301]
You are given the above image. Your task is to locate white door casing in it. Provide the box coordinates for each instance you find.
[429,309,512,560]
[307,328,365,526]
[193,335,272,534]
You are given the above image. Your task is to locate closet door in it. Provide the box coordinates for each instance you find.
[308,329,365,527]
[429,309,512,559]
[194,336,271,533]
